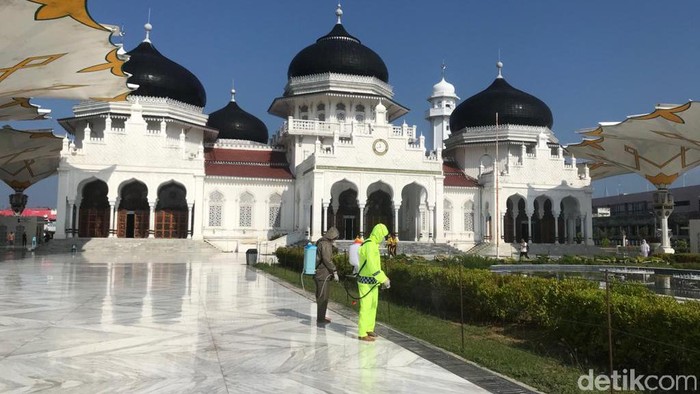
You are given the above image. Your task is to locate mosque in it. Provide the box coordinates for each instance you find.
[53,5,592,253]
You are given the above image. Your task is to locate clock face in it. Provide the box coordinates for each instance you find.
[372,139,388,155]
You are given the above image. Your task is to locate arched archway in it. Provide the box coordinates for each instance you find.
[328,180,359,239]
[155,182,188,238]
[400,182,428,241]
[117,180,149,238]
[365,181,393,235]
[560,196,582,244]
[78,179,109,237]
[533,197,556,243]
[504,194,528,243]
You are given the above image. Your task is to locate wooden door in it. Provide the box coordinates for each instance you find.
[155,209,188,238]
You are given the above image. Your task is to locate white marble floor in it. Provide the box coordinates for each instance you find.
[0,250,491,393]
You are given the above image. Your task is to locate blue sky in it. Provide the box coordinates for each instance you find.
[4,0,700,207]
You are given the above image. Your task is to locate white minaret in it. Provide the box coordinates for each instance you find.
[426,63,459,151]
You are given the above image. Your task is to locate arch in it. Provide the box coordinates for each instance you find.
[532,195,556,243]
[78,179,109,237]
[399,182,428,241]
[117,180,149,238]
[504,194,528,243]
[560,196,582,244]
[155,182,188,238]
[329,181,359,240]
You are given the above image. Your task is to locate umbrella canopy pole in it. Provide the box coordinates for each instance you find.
[653,189,675,254]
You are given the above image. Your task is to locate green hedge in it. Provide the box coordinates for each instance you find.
[273,247,700,376]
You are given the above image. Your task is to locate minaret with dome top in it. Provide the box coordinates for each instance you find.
[426,63,459,151]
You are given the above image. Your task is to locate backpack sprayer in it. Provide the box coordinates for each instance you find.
[301,241,382,302]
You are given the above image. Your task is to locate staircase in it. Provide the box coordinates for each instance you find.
[466,242,605,258]
[335,240,462,258]
[35,238,221,255]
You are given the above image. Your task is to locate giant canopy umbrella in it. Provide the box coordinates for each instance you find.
[567,101,700,188]
[0,126,63,214]
[567,101,700,253]
[0,0,129,121]
[0,0,129,214]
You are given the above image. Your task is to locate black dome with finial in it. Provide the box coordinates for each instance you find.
[449,62,553,132]
[287,5,389,82]
[207,89,268,143]
[123,23,207,107]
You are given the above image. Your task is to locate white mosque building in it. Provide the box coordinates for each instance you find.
[53,6,592,253]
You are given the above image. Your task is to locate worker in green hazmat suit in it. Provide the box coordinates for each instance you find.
[357,223,391,341]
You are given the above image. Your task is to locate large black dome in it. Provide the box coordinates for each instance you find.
[124,41,206,107]
[288,23,389,83]
[207,96,268,143]
[449,77,553,132]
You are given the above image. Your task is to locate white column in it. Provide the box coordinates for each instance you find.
[527,211,533,243]
[108,200,116,238]
[149,201,156,238]
[192,175,205,240]
[322,202,329,233]
[54,169,69,239]
[553,209,560,244]
[187,203,194,239]
[358,203,366,237]
[428,205,435,242]
[511,211,517,242]
[579,215,584,243]
[73,201,80,238]
[393,205,400,236]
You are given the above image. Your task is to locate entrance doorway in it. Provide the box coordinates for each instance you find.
[343,217,355,240]
[126,212,135,238]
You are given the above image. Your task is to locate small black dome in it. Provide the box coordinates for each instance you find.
[288,23,389,83]
[449,77,553,131]
[124,41,206,107]
[207,98,268,143]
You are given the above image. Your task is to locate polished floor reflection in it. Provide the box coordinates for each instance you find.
[0,251,490,393]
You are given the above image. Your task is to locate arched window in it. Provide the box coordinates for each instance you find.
[239,192,254,228]
[355,104,365,122]
[269,194,282,228]
[299,105,309,120]
[316,104,325,122]
[208,191,224,227]
[336,103,346,122]
[443,199,452,231]
[464,201,474,231]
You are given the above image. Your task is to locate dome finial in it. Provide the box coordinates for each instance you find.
[441,60,447,80]
[336,3,343,24]
[230,79,236,102]
[143,8,152,43]
[496,60,504,79]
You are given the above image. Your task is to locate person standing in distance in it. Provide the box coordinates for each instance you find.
[315,226,339,325]
[357,223,391,342]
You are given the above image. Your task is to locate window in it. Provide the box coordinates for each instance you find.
[269,194,282,228]
[318,113,326,122]
[464,201,474,231]
[208,191,223,227]
[336,103,346,122]
[239,192,254,227]
[316,104,325,111]
[443,200,452,231]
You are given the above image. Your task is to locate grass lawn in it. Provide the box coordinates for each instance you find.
[257,263,600,394]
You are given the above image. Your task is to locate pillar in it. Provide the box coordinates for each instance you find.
[428,205,435,242]
[187,203,194,239]
[553,209,560,244]
[358,203,365,237]
[73,201,80,238]
[322,202,329,233]
[527,210,533,243]
[149,201,156,238]
[108,200,116,238]
[393,205,400,236]
[67,199,75,238]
